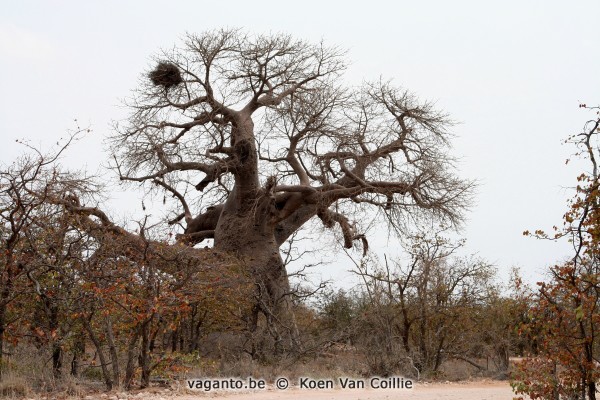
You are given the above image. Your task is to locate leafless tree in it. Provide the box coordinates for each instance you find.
[350,231,496,376]
[104,29,474,353]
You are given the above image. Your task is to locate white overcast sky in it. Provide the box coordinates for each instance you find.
[1,0,599,288]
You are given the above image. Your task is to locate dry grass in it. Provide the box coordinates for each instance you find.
[0,376,29,399]
[0,342,513,399]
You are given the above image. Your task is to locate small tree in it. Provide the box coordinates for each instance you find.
[1,133,256,388]
[351,231,496,377]
[69,228,252,389]
[0,134,91,379]
[512,105,600,400]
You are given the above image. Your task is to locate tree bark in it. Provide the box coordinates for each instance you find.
[105,318,121,385]
[215,194,297,356]
[210,116,299,357]
[83,318,113,391]
[124,328,141,390]
[0,253,17,381]
[139,321,151,388]
[70,333,85,377]
[0,303,5,381]
[48,303,62,378]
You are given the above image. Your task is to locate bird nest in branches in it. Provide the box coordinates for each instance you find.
[149,62,182,89]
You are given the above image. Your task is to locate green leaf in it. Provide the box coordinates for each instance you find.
[575,305,584,321]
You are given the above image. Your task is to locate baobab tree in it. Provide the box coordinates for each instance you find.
[107,29,473,353]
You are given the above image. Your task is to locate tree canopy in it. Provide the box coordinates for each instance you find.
[110,29,473,253]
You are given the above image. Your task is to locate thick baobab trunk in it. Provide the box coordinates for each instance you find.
[184,114,302,356]
[225,118,295,346]
[214,184,297,356]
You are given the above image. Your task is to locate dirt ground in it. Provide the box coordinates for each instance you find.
[192,381,519,400]
[73,380,522,400]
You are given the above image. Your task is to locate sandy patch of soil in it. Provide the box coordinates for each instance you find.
[196,380,518,400]
[59,380,521,400]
